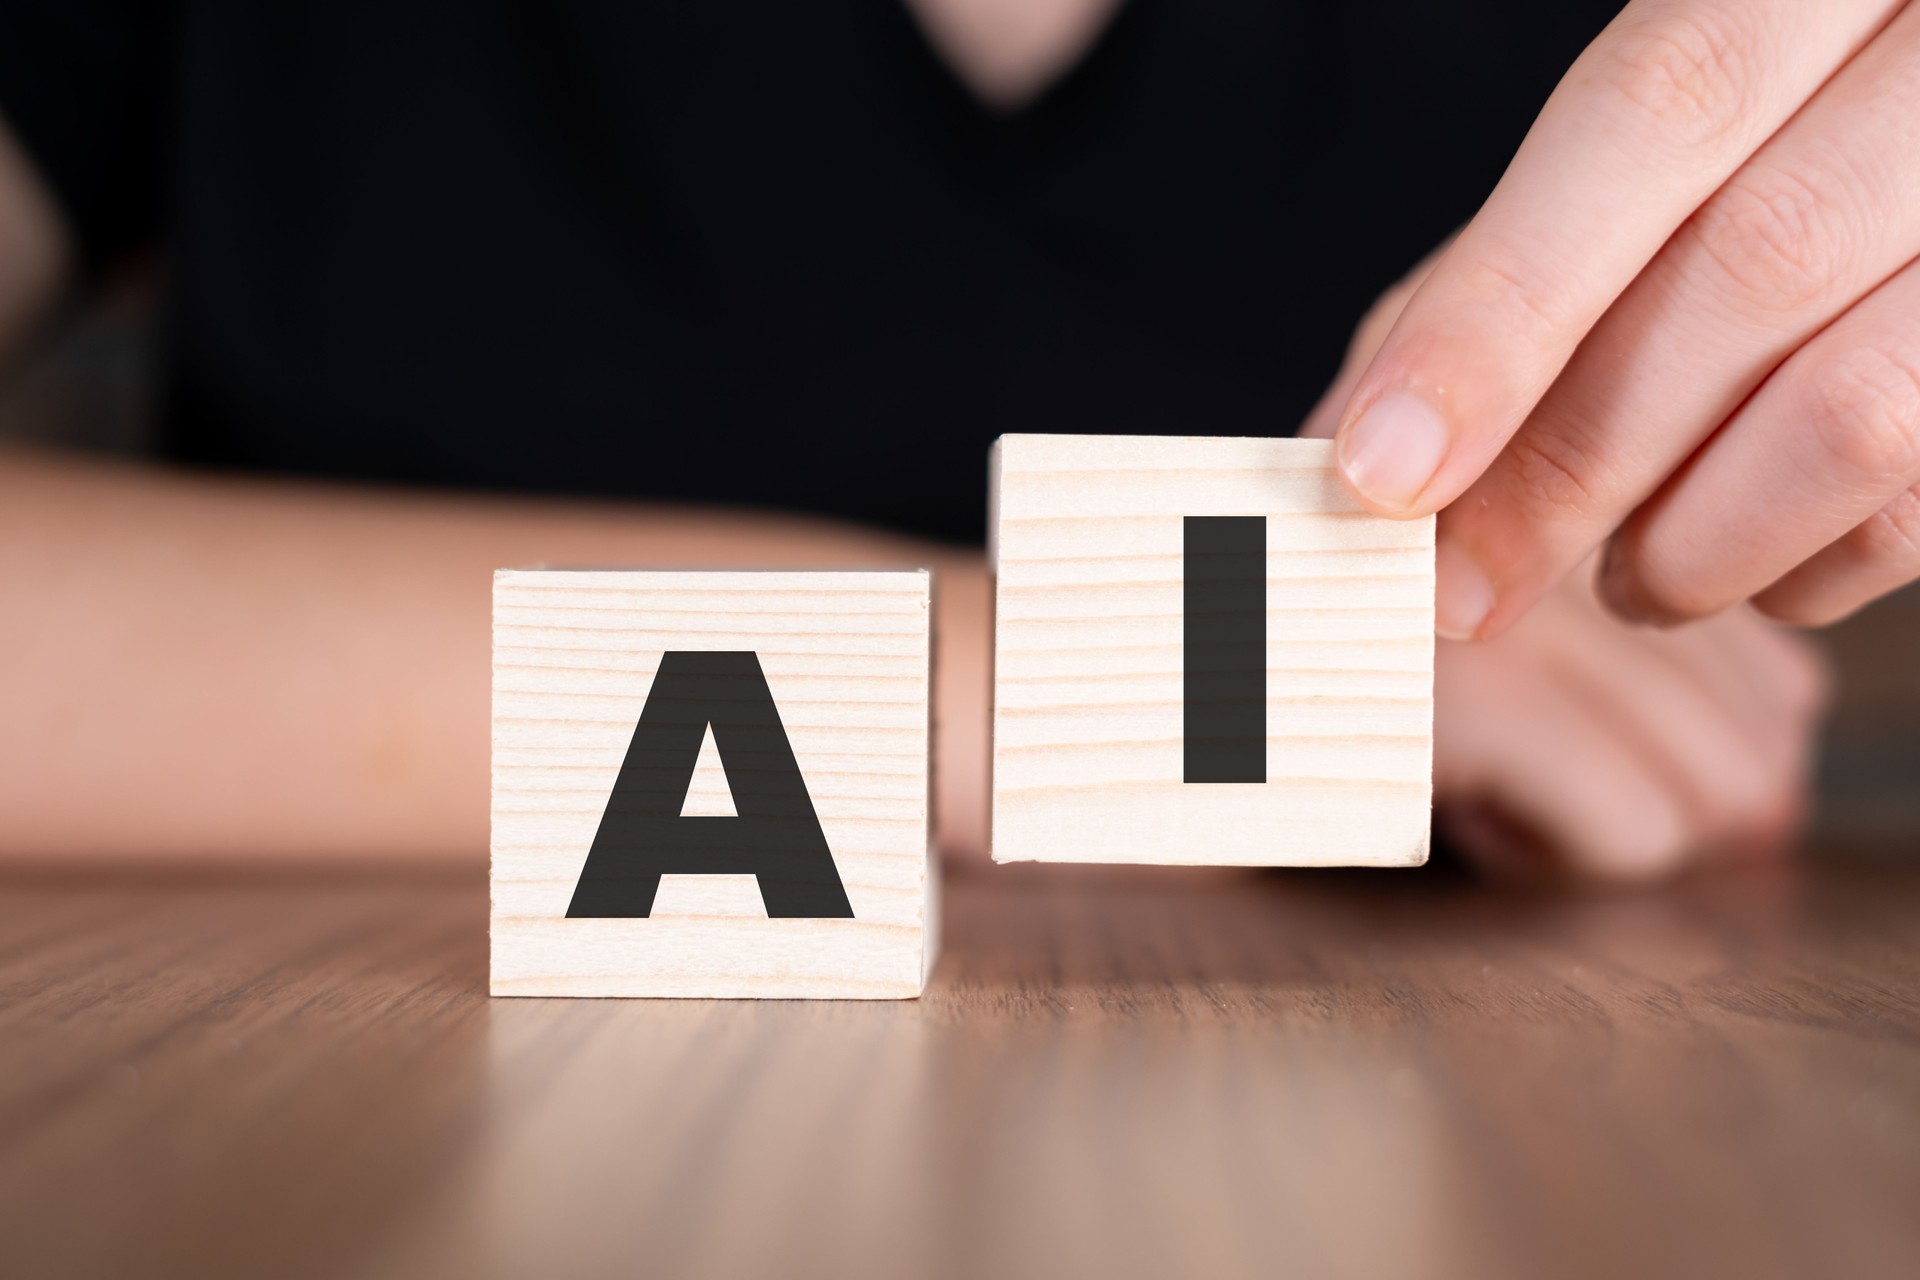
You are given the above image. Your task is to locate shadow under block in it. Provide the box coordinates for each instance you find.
[491,569,938,998]
[989,434,1435,866]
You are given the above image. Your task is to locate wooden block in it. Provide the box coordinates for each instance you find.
[491,569,938,998]
[990,434,1434,866]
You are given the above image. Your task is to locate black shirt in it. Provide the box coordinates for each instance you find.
[0,0,1619,542]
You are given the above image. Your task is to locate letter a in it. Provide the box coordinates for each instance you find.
[566,651,854,919]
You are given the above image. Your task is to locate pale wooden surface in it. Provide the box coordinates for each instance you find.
[491,570,936,998]
[4,855,1918,1280]
[990,434,1435,866]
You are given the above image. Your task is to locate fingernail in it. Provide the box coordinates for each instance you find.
[1434,539,1495,641]
[1337,391,1451,512]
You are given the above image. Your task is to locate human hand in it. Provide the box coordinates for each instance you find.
[1432,562,1828,882]
[1323,0,1920,638]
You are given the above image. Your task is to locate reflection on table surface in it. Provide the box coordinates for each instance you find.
[3,853,1917,1280]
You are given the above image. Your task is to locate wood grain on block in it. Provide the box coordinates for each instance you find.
[990,434,1434,866]
[491,570,937,998]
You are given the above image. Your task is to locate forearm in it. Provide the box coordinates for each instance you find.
[0,448,988,863]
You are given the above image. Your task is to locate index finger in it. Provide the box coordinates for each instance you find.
[1329,0,1896,524]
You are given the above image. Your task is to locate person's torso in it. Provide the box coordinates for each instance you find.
[157,0,1619,540]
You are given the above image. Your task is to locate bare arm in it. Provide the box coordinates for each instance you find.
[0,448,989,863]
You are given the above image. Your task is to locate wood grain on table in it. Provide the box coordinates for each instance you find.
[3,855,1918,1280]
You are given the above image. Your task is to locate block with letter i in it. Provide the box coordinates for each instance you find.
[989,434,1435,866]
[490,570,937,998]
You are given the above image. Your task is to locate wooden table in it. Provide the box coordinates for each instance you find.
[4,855,1919,1280]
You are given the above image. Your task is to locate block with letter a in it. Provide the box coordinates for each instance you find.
[989,434,1435,866]
[490,569,937,998]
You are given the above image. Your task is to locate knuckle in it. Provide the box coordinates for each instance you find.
[1804,343,1920,482]
[1596,5,1762,148]
[1456,244,1586,349]
[1686,163,1859,315]
[1758,485,1920,627]
[1499,425,1616,524]
[1858,483,1920,564]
